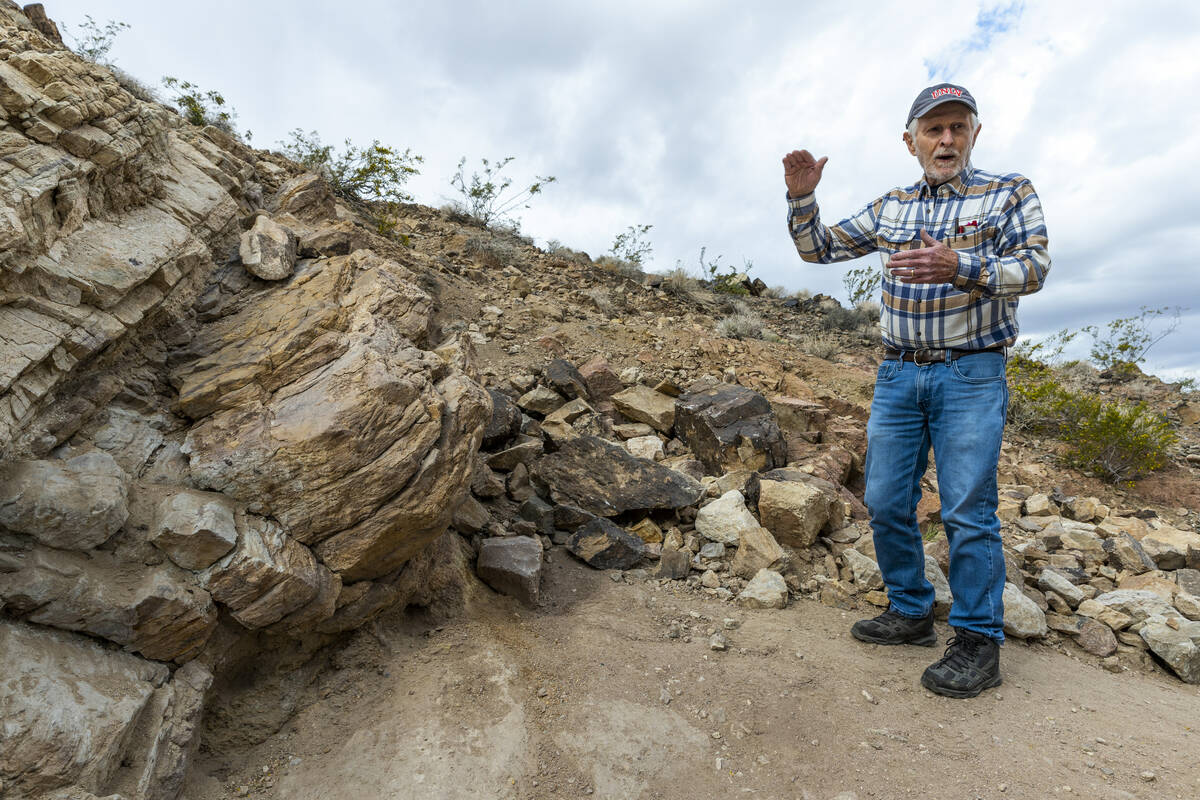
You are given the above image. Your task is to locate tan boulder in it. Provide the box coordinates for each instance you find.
[0,450,128,550]
[758,478,843,548]
[731,525,786,579]
[612,384,676,433]
[151,489,239,570]
[239,214,297,280]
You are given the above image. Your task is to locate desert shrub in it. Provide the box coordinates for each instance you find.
[464,235,517,268]
[64,15,128,63]
[843,263,881,306]
[694,247,752,296]
[611,224,653,267]
[280,129,422,235]
[716,305,765,340]
[162,76,248,140]
[1082,305,1182,375]
[791,288,813,302]
[1007,356,1176,483]
[761,285,789,299]
[661,267,699,300]
[449,156,555,229]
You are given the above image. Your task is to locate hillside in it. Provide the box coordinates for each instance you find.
[2,4,1199,800]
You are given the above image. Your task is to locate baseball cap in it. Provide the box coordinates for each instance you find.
[907,83,978,126]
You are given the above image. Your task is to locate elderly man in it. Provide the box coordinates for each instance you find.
[782,83,1050,698]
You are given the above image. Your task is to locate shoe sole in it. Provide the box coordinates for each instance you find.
[851,628,938,647]
[920,673,1002,698]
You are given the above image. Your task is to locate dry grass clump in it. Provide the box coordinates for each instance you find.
[594,255,644,280]
[110,66,158,103]
[545,239,591,264]
[464,235,518,268]
[582,287,615,316]
[661,267,699,300]
[716,305,766,340]
[793,334,840,359]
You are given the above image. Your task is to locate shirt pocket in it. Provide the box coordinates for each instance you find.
[876,225,917,266]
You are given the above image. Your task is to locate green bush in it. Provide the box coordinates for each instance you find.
[1082,305,1182,375]
[65,15,128,63]
[162,76,248,140]
[1007,356,1177,483]
[449,156,555,229]
[611,224,653,267]
[842,263,881,307]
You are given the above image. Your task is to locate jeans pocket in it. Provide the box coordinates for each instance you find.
[877,360,900,381]
[950,352,1006,383]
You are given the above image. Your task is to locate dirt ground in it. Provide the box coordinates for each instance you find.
[185,550,1200,800]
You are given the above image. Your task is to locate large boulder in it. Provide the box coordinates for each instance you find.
[1140,615,1200,684]
[239,214,298,280]
[731,525,786,579]
[1139,526,1200,571]
[531,435,703,517]
[0,620,172,799]
[482,388,521,448]
[674,381,786,475]
[0,545,217,663]
[0,450,129,550]
[757,478,844,548]
[177,251,490,582]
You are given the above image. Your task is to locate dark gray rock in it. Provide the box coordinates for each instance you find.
[486,436,544,472]
[675,382,786,475]
[1104,533,1158,574]
[471,458,505,499]
[477,537,543,606]
[553,503,596,531]
[545,359,590,401]
[483,389,522,449]
[519,497,555,534]
[531,436,703,517]
[657,549,691,579]
[567,518,648,569]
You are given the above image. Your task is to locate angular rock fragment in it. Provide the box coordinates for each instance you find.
[532,435,702,517]
[1075,618,1118,657]
[1092,589,1177,623]
[1038,569,1084,609]
[675,382,786,475]
[656,549,691,579]
[625,434,664,461]
[757,478,843,548]
[482,388,522,448]
[452,494,491,533]
[151,489,238,570]
[487,437,544,472]
[567,518,647,569]
[842,548,884,591]
[201,515,332,630]
[517,385,565,416]
[612,385,676,433]
[1139,615,1200,684]
[578,356,623,401]
[1002,582,1048,639]
[695,490,759,545]
[1103,533,1157,574]
[0,451,128,550]
[736,569,788,609]
[732,525,786,579]
[477,536,543,606]
[544,358,590,400]
[1139,526,1200,571]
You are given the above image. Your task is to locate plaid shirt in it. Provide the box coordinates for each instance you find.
[787,166,1050,350]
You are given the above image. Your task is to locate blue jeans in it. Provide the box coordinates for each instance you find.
[863,351,1008,641]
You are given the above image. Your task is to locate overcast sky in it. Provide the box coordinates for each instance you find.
[46,0,1200,381]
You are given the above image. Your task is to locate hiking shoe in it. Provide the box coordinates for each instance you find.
[921,628,1002,698]
[850,606,937,646]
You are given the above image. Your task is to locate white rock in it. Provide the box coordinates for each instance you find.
[1003,583,1048,639]
[1093,589,1178,623]
[239,214,297,280]
[151,490,239,570]
[736,569,788,609]
[695,490,758,545]
[842,548,884,591]
[1139,614,1200,683]
[625,434,665,462]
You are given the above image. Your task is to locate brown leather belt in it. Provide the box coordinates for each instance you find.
[883,345,1006,365]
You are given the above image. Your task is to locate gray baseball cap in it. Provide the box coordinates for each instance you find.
[907,83,978,126]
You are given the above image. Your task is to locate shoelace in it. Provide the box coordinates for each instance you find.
[935,634,983,671]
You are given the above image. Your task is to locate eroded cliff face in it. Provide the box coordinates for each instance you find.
[0,5,489,798]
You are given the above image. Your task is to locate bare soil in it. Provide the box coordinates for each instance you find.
[187,552,1200,800]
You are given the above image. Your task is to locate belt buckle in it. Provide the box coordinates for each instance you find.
[913,348,938,365]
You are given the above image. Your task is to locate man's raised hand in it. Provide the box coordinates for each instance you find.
[782,150,828,198]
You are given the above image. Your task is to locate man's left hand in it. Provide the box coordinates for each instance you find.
[887,229,959,283]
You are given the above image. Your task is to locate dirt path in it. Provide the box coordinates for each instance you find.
[187,552,1200,800]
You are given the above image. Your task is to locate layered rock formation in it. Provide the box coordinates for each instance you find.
[0,6,488,797]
